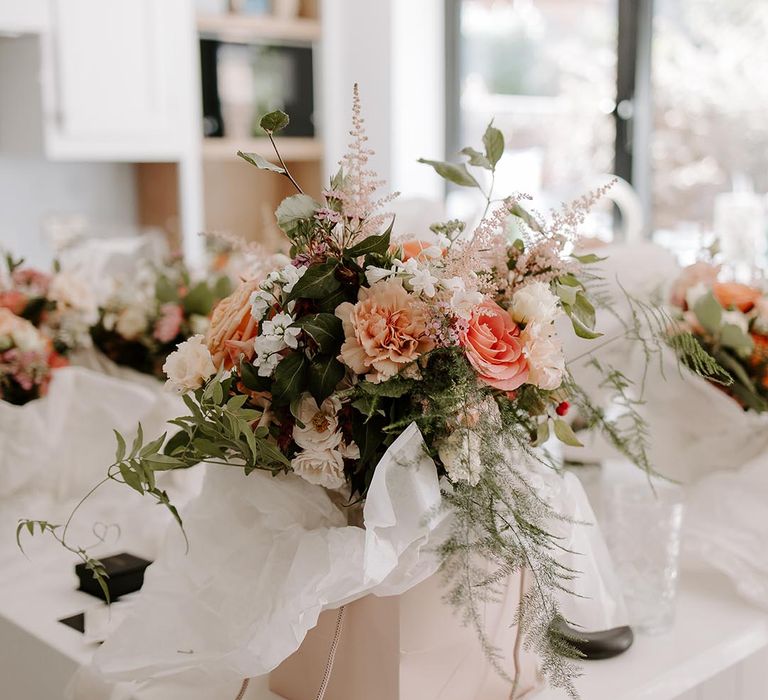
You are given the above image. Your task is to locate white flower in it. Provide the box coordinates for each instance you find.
[365,266,396,286]
[163,335,216,393]
[49,271,99,324]
[293,395,343,451]
[685,282,709,310]
[250,289,273,322]
[511,281,560,326]
[521,322,565,391]
[438,429,483,486]
[253,334,285,377]
[396,258,439,298]
[442,276,466,293]
[450,289,484,320]
[722,310,749,333]
[291,448,346,490]
[261,312,301,349]
[280,264,308,294]
[13,323,46,353]
[115,305,148,340]
[189,313,210,336]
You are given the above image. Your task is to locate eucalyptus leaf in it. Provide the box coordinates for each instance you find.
[259,110,290,134]
[693,292,723,334]
[553,419,583,447]
[460,146,491,170]
[237,150,285,174]
[482,122,504,167]
[417,159,479,188]
[275,194,320,235]
[720,323,754,357]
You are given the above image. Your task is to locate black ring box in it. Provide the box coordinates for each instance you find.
[75,552,151,602]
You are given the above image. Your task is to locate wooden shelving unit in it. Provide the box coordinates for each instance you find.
[202,136,323,162]
[197,13,320,44]
[197,3,323,247]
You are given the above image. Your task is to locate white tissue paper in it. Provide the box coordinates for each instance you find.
[76,423,627,699]
[683,450,768,610]
[0,366,182,501]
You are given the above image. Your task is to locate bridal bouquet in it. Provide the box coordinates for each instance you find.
[24,90,705,697]
[670,262,768,412]
[90,257,232,379]
[0,253,97,356]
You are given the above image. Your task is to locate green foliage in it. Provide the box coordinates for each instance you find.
[271,353,309,405]
[344,218,393,257]
[482,122,505,168]
[692,292,722,334]
[291,313,343,353]
[416,159,479,188]
[259,110,290,134]
[308,355,345,404]
[237,150,286,175]
[275,194,320,236]
[284,261,341,302]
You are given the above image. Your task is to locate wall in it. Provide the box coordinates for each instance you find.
[0,157,137,267]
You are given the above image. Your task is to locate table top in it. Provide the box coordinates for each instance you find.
[1,542,765,700]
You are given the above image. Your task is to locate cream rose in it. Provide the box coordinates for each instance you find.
[438,428,483,486]
[336,278,434,384]
[115,305,149,340]
[511,281,560,326]
[163,335,217,393]
[293,395,343,451]
[520,321,565,391]
[0,308,47,353]
[49,271,98,324]
[290,448,346,490]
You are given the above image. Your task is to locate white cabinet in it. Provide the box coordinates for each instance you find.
[42,0,198,161]
[0,0,199,162]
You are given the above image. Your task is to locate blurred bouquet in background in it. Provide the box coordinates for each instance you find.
[670,261,768,412]
[91,257,232,380]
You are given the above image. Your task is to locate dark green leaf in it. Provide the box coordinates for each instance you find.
[192,438,227,459]
[183,281,216,316]
[271,353,309,405]
[317,286,349,313]
[460,146,491,170]
[237,150,286,174]
[345,220,394,257]
[482,122,504,167]
[359,378,411,398]
[417,159,479,188]
[351,393,380,420]
[240,360,272,392]
[164,430,190,456]
[285,261,340,302]
[308,355,345,403]
[352,414,386,467]
[275,194,320,235]
[259,110,290,134]
[292,313,343,353]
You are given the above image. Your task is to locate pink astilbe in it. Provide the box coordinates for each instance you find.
[318,84,398,247]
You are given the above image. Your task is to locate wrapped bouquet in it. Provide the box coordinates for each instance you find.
[670,261,768,412]
[24,90,709,697]
[90,257,232,380]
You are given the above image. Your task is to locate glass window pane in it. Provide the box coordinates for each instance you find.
[652,1,768,263]
[458,0,617,213]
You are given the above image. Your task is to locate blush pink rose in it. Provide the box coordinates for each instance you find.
[669,262,720,309]
[461,298,529,391]
[154,303,184,344]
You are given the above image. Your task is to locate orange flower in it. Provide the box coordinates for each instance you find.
[0,290,28,315]
[336,278,434,383]
[749,333,768,389]
[394,239,444,262]
[712,282,761,312]
[205,278,261,369]
[461,299,529,392]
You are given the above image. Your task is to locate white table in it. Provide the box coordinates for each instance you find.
[1,564,766,700]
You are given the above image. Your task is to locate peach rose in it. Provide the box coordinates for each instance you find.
[461,298,528,392]
[206,278,261,369]
[336,278,434,383]
[712,282,761,312]
[669,262,720,309]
